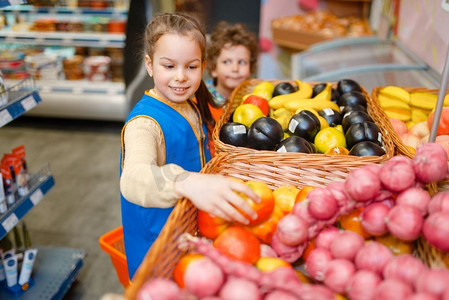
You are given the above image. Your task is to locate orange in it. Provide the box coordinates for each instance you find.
[375,233,414,256]
[295,186,316,203]
[173,254,204,288]
[237,181,275,226]
[273,186,300,215]
[295,270,313,284]
[302,239,316,262]
[213,226,261,264]
[338,207,371,239]
[197,210,229,240]
[255,257,291,273]
[245,205,284,244]
[325,146,349,155]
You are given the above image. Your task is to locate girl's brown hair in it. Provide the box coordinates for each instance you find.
[207,21,259,77]
[144,12,214,126]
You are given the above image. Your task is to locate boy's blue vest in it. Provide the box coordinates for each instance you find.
[120,93,211,279]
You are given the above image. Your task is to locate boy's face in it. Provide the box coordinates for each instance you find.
[212,44,251,98]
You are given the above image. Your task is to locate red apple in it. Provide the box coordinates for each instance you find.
[243,95,270,116]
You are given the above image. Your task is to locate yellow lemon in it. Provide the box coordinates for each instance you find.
[273,186,300,215]
[314,127,347,154]
[233,104,265,128]
[253,81,275,95]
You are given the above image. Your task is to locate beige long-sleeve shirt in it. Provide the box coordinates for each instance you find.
[120,90,202,208]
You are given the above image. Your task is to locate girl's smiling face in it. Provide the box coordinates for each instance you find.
[145,33,205,103]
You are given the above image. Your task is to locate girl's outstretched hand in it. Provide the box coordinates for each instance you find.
[174,172,260,225]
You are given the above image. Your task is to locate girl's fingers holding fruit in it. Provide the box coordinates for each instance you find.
[229,180,261,204]
[215,200,251,225]
[223,189,258,221]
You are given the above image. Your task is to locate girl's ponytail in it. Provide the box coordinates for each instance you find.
[196,80,215,127]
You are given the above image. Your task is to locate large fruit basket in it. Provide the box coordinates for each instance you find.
[211,79,396,185]
[371,86,449,191]
[124,151,448,299]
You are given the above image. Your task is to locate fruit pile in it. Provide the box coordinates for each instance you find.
[134,143,449,300]
[220,79,387,156]
[378,86,449,157]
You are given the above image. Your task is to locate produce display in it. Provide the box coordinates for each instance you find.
[133,143,449,300]
[219,79,387,157]
[375,86,449,157]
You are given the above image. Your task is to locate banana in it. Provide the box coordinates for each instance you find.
[379,98,411,111]
[378,86,410,104]
[411,109,428,123]
[312,83,332,101]
[410,92,449,111]
[268,80,312,110]
[284,98,341,113]
[384,108,411,122]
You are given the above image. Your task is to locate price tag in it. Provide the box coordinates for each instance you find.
[30,189,44,206]
[2,213,19,233]
[21,95,37,111]
[0,109,13,127]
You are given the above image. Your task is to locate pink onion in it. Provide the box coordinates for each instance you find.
[361,202,390,236]
[315,226,340,250]
[385,205,424,241]
[305,248,333,281]
[298,284,335,300]
[355,241,393,275]
[396,187,431,215]
[137,278,182,300]
[330,230,364,261]
[362,163,382,175]
[382,253,426,287]
[427,191,449,214]
[184,257,225,298]
[327,181,352,210]
[407,293,439,300]
[415,268,449,298]
[346,270,382,300]
[260,244,278,258]
[422,211,449,251]
[264,290,298,300]
[345,167,381,202]
[379,156,416,192]
[323,259,356,294]
[270,232,303,263]
[276,214,308,246]
[219,276,262,300]
[413,143,449,183]
[374,278,413,300]
[307,188,339,220]
[292,201,317,226]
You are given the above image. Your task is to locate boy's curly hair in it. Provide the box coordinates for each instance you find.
[207,21,259,76]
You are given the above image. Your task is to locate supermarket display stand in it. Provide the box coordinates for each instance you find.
[0,75,85,299]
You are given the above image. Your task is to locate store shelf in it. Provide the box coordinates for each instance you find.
[0,29,125,48]
[0,4,127,17]
[0,0,26,9]
[0,77,42,127]
[0,246,85,300]
[0,164,55,240]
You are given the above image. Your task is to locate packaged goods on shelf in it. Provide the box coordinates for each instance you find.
[24,53,60,80]
[0,52,27,80]
[0,71,7,105]
[84,55,110,81]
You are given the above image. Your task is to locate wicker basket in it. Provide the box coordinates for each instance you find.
[212,79,395,180]
[371,87,449,192]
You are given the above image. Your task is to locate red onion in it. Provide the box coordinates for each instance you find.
[264,290,298,300]
[219,276,262,300]
[323,259,356,294]
[305,248,333,281]
[361,202,390,236]
[270,232,303,263]
[292,201,317,226]
[385,205,424,241]
[413,143,449,183]
[374,278,413,300]
[137,278,183,300]
[355,241,393,275]
[443,289,449,300]
[415,268,449,298]
[276,214,308,246]
[307,188,339,220]
[315,226,340,250]
[396,187,431,215]
[184,257,225,298]
[427,191,449,214]
[330,230,365,261]
[362,163,382,175]
[298,284,335,300]
[382,253,426,287]
[379,156,416,192]
[346,270,382,300]
[326,181,352,209]
[345,167,381,202]
[422,212,449,251]
[407,293,439,300]
[260,244,278,258]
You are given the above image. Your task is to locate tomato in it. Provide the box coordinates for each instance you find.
[173,253,203,288]
[243,94,270,116]
[238,181,275,226]
[273,186,300,215]
[245,205,284,244]
[428,107,449,136]
[213,226,261,264]
[338,207,371,239]
[197,210,229,240]
[295,186,316,203]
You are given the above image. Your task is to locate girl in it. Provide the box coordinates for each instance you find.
[206,21,259,121]
[120,13,259,280]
